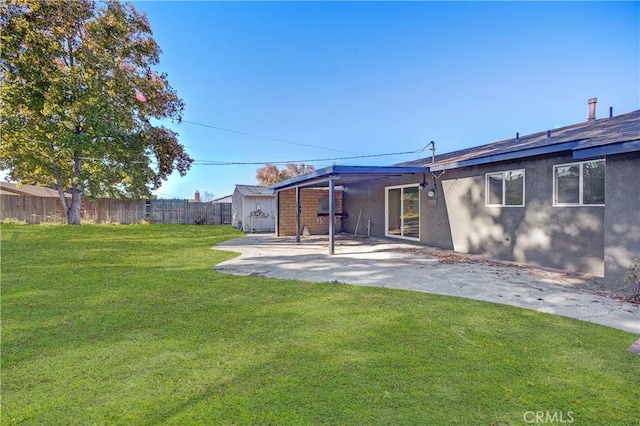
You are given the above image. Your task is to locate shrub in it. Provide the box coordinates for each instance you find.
[623,258,640,303]
[1,217,27,225]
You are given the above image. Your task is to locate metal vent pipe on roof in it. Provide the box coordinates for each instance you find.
[428,140,436,163]
[588,98,597,121]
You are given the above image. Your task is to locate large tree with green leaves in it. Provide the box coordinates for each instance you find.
[0,0,192,224]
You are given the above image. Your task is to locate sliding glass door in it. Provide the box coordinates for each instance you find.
[385,184,420,240]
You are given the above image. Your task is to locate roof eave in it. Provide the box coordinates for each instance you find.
[429,141,582,171]
[269,165,339,190]
[572,139,640,159]
[270,165,429,191]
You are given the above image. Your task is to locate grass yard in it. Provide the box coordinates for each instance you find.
[2,224,639,425]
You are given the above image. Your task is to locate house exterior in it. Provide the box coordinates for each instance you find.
[0,182,70,197]
[211,195,233,204]
[271,101,640,291]
[231,185,276,232]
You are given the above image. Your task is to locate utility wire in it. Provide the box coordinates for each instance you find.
[16,119,363,156]
[24,131,429,167]
[191,145,429,166]
[80,144,426,166]
[182,120,361,155]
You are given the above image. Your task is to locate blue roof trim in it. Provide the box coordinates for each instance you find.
[270,165,429,191]
[428,141,582,171]
[269,165,338,190]
[572,140,640,159]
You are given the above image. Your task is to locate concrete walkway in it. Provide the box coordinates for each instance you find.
[213,234,639,334]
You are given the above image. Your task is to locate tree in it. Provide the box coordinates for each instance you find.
[0,0,193,224]
[200,191,216,202]
[256,163,315,186]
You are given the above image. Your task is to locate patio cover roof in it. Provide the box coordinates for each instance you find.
[269,165,429,191]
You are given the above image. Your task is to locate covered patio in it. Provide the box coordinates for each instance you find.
[269,165,429,254]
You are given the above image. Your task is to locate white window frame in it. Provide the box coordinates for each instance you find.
[385,184,420,241]
[553,159,605,207]
[485,169,525,207]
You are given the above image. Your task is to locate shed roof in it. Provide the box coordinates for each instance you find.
[235,184,275,197]
[397,109,640,171]
[0,182,69,197]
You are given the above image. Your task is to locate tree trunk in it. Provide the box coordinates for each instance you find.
[67,188,82,224]
[52,157,73,223]
[66,149,83,225]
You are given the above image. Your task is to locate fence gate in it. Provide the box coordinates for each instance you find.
[219,203,232,224]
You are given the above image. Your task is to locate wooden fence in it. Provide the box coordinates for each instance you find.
[84,198,147,224]
[147,199,232,225]
[0,195,232,225]
[0,195,67,223]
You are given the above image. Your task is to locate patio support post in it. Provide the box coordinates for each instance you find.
[329,178,335,255]
[295,186,301,243]
[275,191,279,236]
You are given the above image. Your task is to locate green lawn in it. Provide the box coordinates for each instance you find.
[2,224,638,425]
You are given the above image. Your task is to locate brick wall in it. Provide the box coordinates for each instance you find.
[277,188,344,236]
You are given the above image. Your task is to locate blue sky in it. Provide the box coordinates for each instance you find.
[132,1,639,200]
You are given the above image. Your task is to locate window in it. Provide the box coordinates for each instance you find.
[553,160,605,206]
[385,184,420,240]
[485,170,524,207]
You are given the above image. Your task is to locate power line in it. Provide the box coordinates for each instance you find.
[191,145,429,166]
[181,120,361,155]
[15,119,363,156]
[24,133,429,168]
[80,144,428,165]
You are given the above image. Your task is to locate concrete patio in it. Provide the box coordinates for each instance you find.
[213,234,639,334]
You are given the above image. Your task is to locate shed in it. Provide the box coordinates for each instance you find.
[232,185,276,232]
